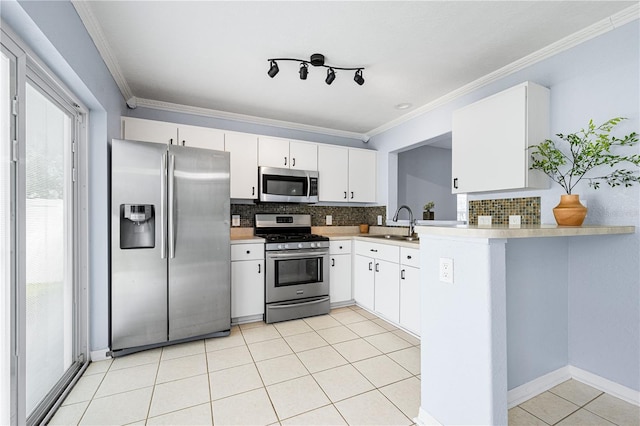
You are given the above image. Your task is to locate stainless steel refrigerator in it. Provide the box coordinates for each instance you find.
[110,138,230,357]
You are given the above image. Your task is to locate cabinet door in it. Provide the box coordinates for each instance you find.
[122,117,177,145]
[258,137,290,168]
[400,266,420,336]
[289,140,318,171]
[353,255,375,311]
[330,254,352,304]
[318,145,349,202]
[225,132,258,199]
[348,149,377,202]
[231,260,264,318]
[451,85,527,193]
[178,125,224,151]
[374,259,400,323]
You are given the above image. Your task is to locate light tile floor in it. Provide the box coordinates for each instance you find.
[49,305,639,425]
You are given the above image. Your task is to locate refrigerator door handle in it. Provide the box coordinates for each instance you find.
[168,153,176,259]
[161,153,167,259]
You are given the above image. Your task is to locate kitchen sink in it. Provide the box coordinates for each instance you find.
[364,234,419,242]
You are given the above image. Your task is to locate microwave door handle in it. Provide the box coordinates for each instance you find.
[307,174,311,198]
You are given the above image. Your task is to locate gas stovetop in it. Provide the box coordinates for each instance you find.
[255,214,330,251]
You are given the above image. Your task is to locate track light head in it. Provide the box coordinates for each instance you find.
[354,69,365,86]
[325,68,336,85]
[268,60,279,78]
[299,63,308,80]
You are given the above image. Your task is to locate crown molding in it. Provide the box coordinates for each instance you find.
[367,4,640,138]
[71,0,133,101]
[135,98,369,141]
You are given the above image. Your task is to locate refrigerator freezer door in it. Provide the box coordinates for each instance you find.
[111,139,168,350]
[168,146,231,340]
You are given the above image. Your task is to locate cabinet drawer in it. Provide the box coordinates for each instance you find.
[231,243,264,261]
[330,240,352,254]
[400,247,420,268]
[354,240,399,263]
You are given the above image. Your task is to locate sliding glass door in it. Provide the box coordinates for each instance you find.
[2,26,88,425]
[24,80,77,419]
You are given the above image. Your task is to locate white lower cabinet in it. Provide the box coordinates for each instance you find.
[399,247,421,336]
[329,241,352,304]
[230,243,264,319]
[353,240,420,336]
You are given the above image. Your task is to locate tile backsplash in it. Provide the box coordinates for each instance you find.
[468,197,540,225]
[231,204,386,227]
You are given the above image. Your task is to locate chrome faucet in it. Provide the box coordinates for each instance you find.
[392,205,414,237]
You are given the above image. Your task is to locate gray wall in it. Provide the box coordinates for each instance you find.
[397,144,456,220]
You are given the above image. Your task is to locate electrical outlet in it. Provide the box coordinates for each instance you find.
[377,215,383,225]
[478,215,492,226]
[509,215,521,226]
[439,257,454,283]
[231,215,240,227]
[326,215,332,225]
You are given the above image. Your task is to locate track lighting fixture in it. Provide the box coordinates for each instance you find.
[267,53,365,86]
[325,68,336,85]
[299,63,308,80]
[268,60,279,78]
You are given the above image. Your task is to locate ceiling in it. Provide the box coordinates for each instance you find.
[72,1,636,139]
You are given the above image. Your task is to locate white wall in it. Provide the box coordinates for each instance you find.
[371,20,640,391]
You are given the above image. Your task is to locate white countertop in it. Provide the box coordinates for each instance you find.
[415,224,636,239]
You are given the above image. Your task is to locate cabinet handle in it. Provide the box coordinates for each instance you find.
[453,177,458,189]
[375,263,379,272]
[407,255,412,259]
[246,250,250,254]
[401,269,406,280]
[344,191,347,199]
[368,261,372,271]
[339,245,343,249]
[350,191,354,199]
[331,258,335,267]
[370,249,378,253]
[252,186,255,196]
[182,140,186,146]
[292,158,296,167]
[258,264,261,273]
[284,157,287,166]
[169,138,173,145]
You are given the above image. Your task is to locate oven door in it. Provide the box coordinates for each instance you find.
[265,249,329,303]
[259,167,319,203]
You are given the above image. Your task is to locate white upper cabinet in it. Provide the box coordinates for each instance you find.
[318,145,349,202]
[258,137,318,170]
[122,117,224,151]
[178,124,224,150]
[348,148,377,203]
[122,117,178,145]
[225,132,258,199]
[318,146,376,203]
[451,81,550,194]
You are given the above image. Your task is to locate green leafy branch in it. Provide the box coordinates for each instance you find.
[529,117,640,194]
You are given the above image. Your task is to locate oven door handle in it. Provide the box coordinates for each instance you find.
[268,296,330,309]
[267,250,329,259]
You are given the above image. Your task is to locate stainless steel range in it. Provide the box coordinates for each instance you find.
[255,214,330,323]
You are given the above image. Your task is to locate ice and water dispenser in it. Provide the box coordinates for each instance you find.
[120,204,155,249]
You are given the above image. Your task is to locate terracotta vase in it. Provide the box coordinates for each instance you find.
[553,194,587,226]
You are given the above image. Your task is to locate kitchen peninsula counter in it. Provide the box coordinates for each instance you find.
[415,223,636,425]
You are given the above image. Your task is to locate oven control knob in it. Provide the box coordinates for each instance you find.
[278,244,283,250]
[310,242,316,248]
[298,243,303,248]
[284,244,289,249]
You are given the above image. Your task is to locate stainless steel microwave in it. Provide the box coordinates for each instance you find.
[259,166,319,203]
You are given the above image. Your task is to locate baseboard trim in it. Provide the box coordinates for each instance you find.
[569,366,640,406]
[507,365,640,408]
[90,348,111,361]
[415,407,442,426]
[507,367,571,408]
